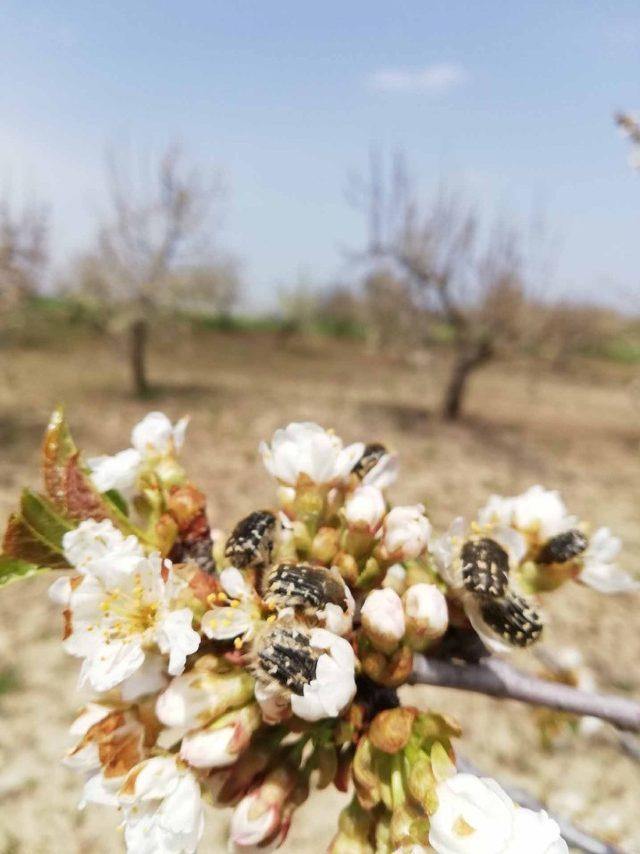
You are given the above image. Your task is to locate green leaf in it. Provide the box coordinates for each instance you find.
[2,490,71,569]
[41,407,151,545]
[104,489,129,517]
[21,489,73,549]
[0,555,49,588]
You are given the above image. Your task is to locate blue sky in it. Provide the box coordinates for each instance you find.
[1,1,639,309]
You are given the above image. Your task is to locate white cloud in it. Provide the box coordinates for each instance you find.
[367,63,467,95]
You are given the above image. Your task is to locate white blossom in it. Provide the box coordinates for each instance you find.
[344,485,386,532]
[64,703,147,812]
[61,549,199,693]
[505,807,568,853]
[579,528,639,594]
[131,411,189,457]
[259,422,364,487]
[88,448,143,497]
[87,412,187,497]
[430,517,467,588]
[382,504,432,560]
[512,486,576,540]
[477,495,515,530]
[290,628,356,722]
[118,756,204,854]
[120,653,169,702]
[429,772,567,854]
[361,587,406,654]
[62,519,145,583]
[478,487,577,542]
[361,451,400,490]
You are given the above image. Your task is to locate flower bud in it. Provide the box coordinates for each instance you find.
[167,484,206,530]
[402,584,449,650]
[335,552,359,586]
[382,563,407,595]
[361,588,406,654]
[329,798,374,854]
[155,456,188,488]
[361,645,414,688]
[407,754,438,814]
[277,485,296,513]
[369,707,417,754]
[179,703,261,769]
[216,743,274,805]
[230,766,298,848]
[381,505,431,561]
[156,660,254,729]
[154,513,179,556]
[390,802,426,849]
[353,737,381,809]
[344,486,386,533]
[311,525,341,564]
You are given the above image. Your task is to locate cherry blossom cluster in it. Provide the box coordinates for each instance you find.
[1,412,636,853]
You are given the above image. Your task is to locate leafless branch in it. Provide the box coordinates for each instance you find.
[410,655,640,732]
[456,757,626,854]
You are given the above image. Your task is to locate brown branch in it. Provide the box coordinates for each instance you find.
[410,655,640,732]
[456,757,627,854]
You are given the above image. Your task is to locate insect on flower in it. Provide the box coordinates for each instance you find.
[478,590,543,648]
[225,510,276,570]
[537,529,588,565]
[352,443,387,479]
[251,623,356,722]
[263,562,349,616]
[461,537,510,598]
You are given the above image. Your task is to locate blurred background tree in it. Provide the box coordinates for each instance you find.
[0,196,49,315]
[351,152,544,420]
[63,143,239,396]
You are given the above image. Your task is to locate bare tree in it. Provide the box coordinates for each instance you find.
[351,152,532,420]
[85,143,233,396]
[0,195,49,304]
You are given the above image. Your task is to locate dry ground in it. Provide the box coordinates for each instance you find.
[0,329,639,853]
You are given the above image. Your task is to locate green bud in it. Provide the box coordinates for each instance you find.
[311,526,340,564]
[429,740,456,783]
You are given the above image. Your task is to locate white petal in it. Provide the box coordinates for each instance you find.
[120,653,168,701]
[69,702,111,737]
[180,726,236,769]
[362,452,400,490]
[48,575,72,606]
[579,564,639,594]
[88,448,142,495]
[335,442,366,479]
[131,412,175,455]
[156,609,201,676]
[83,640,146,692]
[220,567,250,600]
[231,793,278,847]
[429,773,515,854]
[201,606,252,641]
[79,772,121,809]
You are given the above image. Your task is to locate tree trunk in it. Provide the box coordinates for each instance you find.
[130,317,149,397]
[442,338,493,421]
